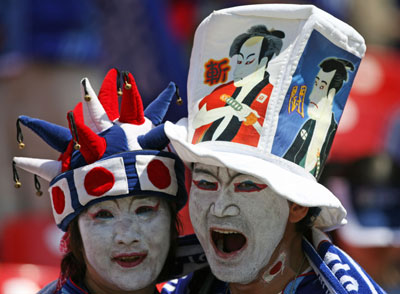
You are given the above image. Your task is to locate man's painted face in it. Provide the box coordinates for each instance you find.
[79,196,171,292]
[189,163,289,284]
[233,36,266,82]
[308,69,336,119]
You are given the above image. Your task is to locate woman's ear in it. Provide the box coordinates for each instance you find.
[288,202,309,223]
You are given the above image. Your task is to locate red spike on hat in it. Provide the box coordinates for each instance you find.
[98,68,120,122]
[119,72,145,125]
[58,141,74,172]
[68,103,107,165]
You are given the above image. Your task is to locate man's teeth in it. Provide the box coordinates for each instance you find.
[213,229,238,234]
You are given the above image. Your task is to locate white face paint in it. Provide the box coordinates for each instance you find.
[189,163,289,284]
[308,69,336,120]
[78,196,171,292]
[233,36,267,83]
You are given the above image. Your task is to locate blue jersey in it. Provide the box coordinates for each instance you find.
[161,268,325,294]
[38,279,88,294]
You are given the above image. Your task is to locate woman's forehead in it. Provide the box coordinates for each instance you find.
[86,196,161,210]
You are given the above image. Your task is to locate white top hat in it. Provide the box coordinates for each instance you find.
[164,4,366,231]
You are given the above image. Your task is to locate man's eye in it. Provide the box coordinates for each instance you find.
[319,85,325,90]
[234,181,268,192]
[193,180,218,191]
[94,210,113,219]
[237,60,242,64]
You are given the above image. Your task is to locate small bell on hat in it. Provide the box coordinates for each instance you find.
[16,118,25,149]
[12,160,22,188]
[175,85,183,106]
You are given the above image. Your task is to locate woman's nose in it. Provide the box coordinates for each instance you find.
[114,218,140,245]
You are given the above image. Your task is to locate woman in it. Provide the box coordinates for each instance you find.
[13,68,187,294]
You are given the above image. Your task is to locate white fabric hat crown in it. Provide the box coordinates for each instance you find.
[165,4,366,231]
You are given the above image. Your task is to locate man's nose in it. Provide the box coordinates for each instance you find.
[210,191,239,217]
[114,218,140,245]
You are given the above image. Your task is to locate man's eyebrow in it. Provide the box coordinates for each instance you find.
[246,53,255,59]
[193,168,216,177]
[315,77,320,80]
[238,53,244,58]
[321,81,328,85]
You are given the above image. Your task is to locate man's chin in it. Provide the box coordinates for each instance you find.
[209,263,258,284]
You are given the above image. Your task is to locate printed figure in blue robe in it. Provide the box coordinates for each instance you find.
[284,58,354,178]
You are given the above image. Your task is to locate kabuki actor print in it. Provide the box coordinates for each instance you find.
[271,30,361,178]
[192,25,284,147]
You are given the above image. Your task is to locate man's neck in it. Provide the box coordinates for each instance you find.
[228,229,308,294]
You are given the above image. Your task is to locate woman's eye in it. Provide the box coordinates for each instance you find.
[135,201,159,216]
[135,206,155,215]
[193,180,218,191]
[94,210,113,219]
[237,60,242,64]
[234,181,268,192]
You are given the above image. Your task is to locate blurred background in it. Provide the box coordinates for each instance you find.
[0,0,399,293]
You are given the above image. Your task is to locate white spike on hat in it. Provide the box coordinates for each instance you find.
[81,78,113,133]
[13,157,62,182]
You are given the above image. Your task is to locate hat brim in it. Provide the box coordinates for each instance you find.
[165,119,346,231]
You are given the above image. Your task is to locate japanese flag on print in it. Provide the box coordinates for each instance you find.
[74,157,129,206]
[135,155,178,196]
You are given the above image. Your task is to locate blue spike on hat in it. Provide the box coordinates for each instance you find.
[144,82,178,125]
[18,115,72,152]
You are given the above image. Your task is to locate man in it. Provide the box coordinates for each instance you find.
[284,58,355,178]
[161,4,387,294]
[192,25,284,147]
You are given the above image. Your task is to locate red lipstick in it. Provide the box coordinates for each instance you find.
[112,253,147,268]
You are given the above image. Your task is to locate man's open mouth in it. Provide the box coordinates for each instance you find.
[210,228,247,257]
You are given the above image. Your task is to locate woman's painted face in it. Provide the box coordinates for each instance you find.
[190,163,289,284]
[78,196,171,292]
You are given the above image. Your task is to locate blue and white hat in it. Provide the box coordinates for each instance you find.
[13,69,187,231]
[164,4,366,231]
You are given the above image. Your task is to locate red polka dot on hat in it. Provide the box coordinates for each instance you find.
[84,167,115,196]
[147,159,171,189]
[52,186,66,215]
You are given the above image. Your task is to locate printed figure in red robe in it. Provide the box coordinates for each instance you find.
[192,25,285,147]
